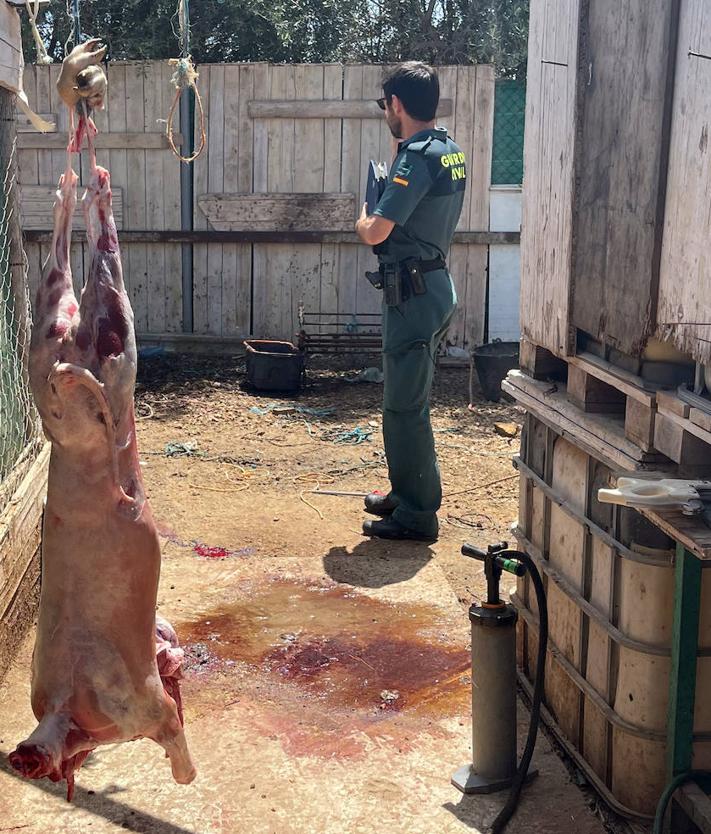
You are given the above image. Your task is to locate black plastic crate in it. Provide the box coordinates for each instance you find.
[243,340,305,392]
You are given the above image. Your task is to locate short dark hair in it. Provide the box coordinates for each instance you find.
[382,62,439,122]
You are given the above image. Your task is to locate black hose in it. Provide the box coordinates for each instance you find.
[490,550,548,834]
[653,770,709,834]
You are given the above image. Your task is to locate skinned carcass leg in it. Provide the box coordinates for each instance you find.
[10,123,195,797]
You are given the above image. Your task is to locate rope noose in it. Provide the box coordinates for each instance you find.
[167,57,206,164]
[166,0,205,164]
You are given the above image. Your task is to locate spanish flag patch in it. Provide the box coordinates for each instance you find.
[393,176,409,186]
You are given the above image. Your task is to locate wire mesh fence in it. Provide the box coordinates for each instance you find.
[491,79,526,186]
[0,90,43,514]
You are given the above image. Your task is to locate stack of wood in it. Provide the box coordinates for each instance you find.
[507,0,711,824]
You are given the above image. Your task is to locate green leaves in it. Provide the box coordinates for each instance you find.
[20,0,529,78]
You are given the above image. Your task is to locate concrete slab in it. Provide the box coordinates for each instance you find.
[0,524,605,834]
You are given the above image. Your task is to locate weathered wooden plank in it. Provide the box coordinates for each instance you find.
[624,398,657,453]
[453,65,475,233]
[20,185,124,229]
[17,131,181,150]
[124,63,148,332]
[447,243,468,347]
[198,192,356,231]
[567,364,626,414]
[34,65,53,186]
[0,444,49,620]
[570,0,676,356]
[106,63,130,297]
[321,65,344,319]
[17,65,38,174]
[44,62,84,293]
[161,60,182,333]
[233,64,255,336]
[247,98,453,119]
[355,65,385,317]
[143,61,166,333]
[219,64,243,336]
[206,63,225,335]
[192,63,211,333]
[470,65,494,231]
[520,339,568,380]
[253,64,295,338]
[291,65,325,335]
[25,229,517,245]
[519,0,581,356]
[653,410,711,471]
[657,0,711,364]
[249,63,270,337]
[338,65,364,320]
[463,243,488,348]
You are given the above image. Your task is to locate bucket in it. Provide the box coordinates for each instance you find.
[472,341,520,402]
[243,340,305,392]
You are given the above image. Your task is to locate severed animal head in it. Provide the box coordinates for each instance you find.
[57,38,108,110]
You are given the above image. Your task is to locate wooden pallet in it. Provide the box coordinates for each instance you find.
[567,353,659,454]
[502,369,670,473]
[517,340,711,474]
[654,390,711,472]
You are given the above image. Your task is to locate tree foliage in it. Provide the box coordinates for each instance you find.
[22,0,529,78]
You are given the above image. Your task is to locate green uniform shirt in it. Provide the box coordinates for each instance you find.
[373,126,466,264]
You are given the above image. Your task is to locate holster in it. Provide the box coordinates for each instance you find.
[402,258,427,296]
[382,265,403,306]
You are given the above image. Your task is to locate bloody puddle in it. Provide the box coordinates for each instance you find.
[178,578,470,719]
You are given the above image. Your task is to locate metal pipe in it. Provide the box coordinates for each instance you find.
[179,87,193,333]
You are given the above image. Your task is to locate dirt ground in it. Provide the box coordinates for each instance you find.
[134,354,521,610]
[0,353,635,834]
[129,353,629,833]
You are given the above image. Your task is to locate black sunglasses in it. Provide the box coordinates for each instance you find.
[376,97,387,110]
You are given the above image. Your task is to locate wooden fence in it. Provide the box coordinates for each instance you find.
[19,62,499,349]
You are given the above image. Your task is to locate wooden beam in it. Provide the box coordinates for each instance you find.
[17,132,182,150]
[247,99,454,120]
[24,229,520,245]
[197,192,356,232]
[0,444,49,621]
[137,333,248,355]
[677,781,711,833]
[503,369,669,471]
[20,185,124,231]
[15,112,56,132]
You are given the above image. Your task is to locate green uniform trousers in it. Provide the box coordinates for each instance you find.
[381,268,457,536]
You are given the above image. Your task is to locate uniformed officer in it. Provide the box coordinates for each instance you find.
[355,61,466,543]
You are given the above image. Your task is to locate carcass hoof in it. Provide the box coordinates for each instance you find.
[174,764,197,785]
[8,744,53,779]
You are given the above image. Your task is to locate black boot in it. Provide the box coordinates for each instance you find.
[364,491,399,517]
[362,516,437,543]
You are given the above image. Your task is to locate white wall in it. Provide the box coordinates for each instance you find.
[488,186,522,342]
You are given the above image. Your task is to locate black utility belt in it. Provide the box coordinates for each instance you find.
[365,257,446,306]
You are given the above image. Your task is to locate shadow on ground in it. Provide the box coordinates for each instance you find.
[0,750,200,834]
[323,539,434,588]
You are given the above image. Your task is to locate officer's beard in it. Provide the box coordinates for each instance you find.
[386,113,402,140]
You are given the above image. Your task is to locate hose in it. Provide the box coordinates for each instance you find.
[490,550,548,834]
[653,770,709,834]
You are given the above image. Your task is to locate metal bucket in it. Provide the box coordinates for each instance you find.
[471,341,520,403]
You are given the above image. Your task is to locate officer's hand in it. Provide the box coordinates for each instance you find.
[57,38,108,109]
[359,202,368,222]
